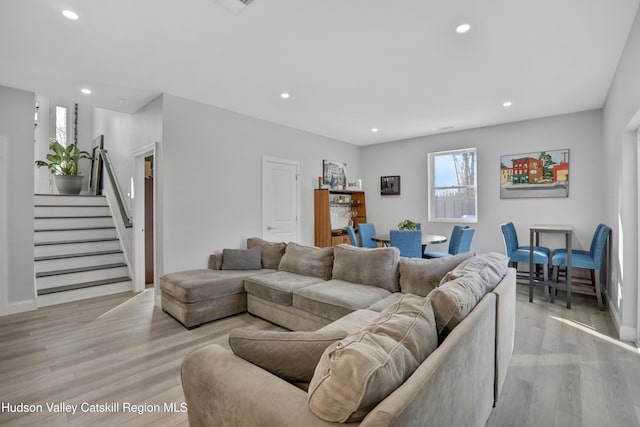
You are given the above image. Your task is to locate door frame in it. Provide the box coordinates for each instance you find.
[262,156,301,243]
[0,137,7,315]
[133,143,158,299]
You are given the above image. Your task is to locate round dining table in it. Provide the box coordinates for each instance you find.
[371,233,448,246]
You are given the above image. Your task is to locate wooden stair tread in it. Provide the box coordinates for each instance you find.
[37,277,131,295]
[35,250,124,262]
[36,263,128,278]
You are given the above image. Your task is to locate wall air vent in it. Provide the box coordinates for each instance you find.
[214,0,255,14]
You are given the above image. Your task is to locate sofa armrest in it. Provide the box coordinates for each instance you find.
[181,344,349,427]
[491,267,516,404]
[208,251,223,270]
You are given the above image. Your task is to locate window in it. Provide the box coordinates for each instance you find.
[55,106,68,145]
[428,148,477,222]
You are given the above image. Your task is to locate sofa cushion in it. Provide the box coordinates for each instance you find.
[308,294,438,422]
[247,237,287,269]
[429,271,486,335]
[366,293,404,312]
[221,248,262,270]
[331,244,400,292]
[293,280,391,321]
[228,328,348,382]
[160,269,260,303]
[320,309,381,334]
[244,270,325,305]
[398,252,474,297]
[440,252,509,292]
[278,243,334,280]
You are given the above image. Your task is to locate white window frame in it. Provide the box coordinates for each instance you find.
[428,147,478,223]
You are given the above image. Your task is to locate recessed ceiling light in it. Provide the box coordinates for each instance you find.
[280,92,290,99]
[62,10,79,20]
[456,23,471,34]
[503,101,513,107]
[371,128,379,133]
[81,88,92,95]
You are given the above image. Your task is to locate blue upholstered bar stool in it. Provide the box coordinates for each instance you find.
[357,223,378,248]
[551,224,611,309]
[346,225,358,246]
[500,222,551,281]
[424,225,474,258]
[390,229,422,258]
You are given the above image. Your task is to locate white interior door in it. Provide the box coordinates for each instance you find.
[263,157,300,243]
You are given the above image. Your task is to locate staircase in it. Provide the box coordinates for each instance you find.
[34,194,132,307]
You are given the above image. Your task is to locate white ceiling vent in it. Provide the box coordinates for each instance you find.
[214,0,255,14]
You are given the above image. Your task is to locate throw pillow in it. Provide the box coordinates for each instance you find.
[439,252,509,291]
[398,252,474,297]
[331,244,400,292]
[308,294,438,423]
[221,248,262,270]
[247,237,287,269]
[429,271,486,335]
[278,242,334,280]
[228,328,348,382]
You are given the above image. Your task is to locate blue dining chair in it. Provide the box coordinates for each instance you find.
[551,224,610,309]
[500,222,550,281]
[424,225,471,258]
[390,229,422,258]
[357,223,378,248]
[346,226,358,246]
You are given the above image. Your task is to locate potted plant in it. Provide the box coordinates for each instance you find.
[35,140,92,195]
[398,219,418,230]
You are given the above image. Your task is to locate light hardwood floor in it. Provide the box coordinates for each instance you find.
[0,286,638,426]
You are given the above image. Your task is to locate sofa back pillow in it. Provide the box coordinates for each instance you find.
[308,294,438,423]
[398,252,473,297]
[331,244,400,292]
[229,328,348,382]
[278,242,334,280]
[247,237,286,269]
[440,252,509,292]
[429,271,486,337]
[221,248,262,270]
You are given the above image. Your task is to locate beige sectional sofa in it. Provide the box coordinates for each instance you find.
[174,238,516,427]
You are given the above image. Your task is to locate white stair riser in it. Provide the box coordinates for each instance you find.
[35,217,115,229]
[35,206,111,217]
[34,195,107,206]
[34,240,121,257]
[35,253,126,274]
[34,228,117,243]
[37,281,132,308]
[37,267,130,290]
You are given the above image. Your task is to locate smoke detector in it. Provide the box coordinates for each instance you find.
[214,0,255,14]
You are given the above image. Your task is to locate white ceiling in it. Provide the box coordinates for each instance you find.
[1,0,638,145]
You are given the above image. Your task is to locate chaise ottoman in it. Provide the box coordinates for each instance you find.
[160,269,265,329]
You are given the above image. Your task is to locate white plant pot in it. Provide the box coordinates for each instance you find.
[54,175,84,195]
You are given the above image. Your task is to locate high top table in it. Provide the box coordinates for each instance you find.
[529,224,573,308]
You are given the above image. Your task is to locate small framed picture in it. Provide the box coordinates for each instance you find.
[346,179,362,190]
[381,176,400,195]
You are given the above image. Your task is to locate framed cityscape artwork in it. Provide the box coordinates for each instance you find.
[500,149,569,198]
[381,175,401,195]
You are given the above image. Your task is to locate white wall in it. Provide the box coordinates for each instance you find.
[92,96,164,271]
[361,110,606,257]
[160,94,360,273]
[603,7,640,341]
[0,85,36,313]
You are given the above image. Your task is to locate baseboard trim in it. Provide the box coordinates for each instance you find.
[5,299,38,315]
[608,298,637,342]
